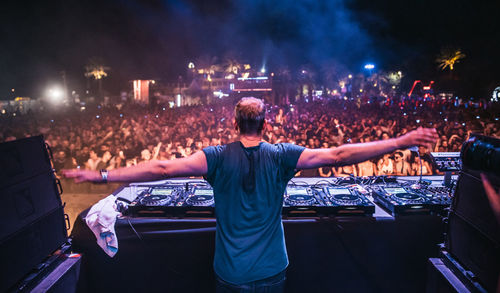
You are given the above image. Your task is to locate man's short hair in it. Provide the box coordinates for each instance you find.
[235,97,266,135]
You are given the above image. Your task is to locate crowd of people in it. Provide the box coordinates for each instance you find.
[1,96,498,178]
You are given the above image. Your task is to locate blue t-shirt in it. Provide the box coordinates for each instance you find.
[203,141,305,285]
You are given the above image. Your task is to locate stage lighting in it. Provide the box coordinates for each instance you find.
[364,64,375,70]
[47,87,64,103]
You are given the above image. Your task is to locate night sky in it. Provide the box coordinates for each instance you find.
[1,0,499,99]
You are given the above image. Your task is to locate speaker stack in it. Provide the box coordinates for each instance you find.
[428,134,500,293]
[0,136,72,292]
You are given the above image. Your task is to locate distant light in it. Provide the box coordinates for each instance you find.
[476,116,480,119]
[260,67,266,73]
[392,86,396,89]
[332,90,337,94]
[80,106,86,111]
[462,123,466,126]
[397,71,402,76]
[96,115,100,119]
[302,70,306,74]
[348,74,353,79]
[290,108,295,112]
[13,113,16,117]
[151,80,156,84]
[162,107,166,111]
[119,113,123,117]
[1,109,5,114]
[344,96,348,100]
[373,84,377,87]
[495,118,499,121]
[444,118,448,122]
[359,89,363,92]
[188,62,195,69]
[403,113,407,116]
[213,91,228,98]
[50,119,54,122]
[364,64,375,70]
[237,76,268,81]
[47,87,64,102]
[11,88,15,92]
[230,83,234,90]
[416,119,420,123]
[155,114,159,118]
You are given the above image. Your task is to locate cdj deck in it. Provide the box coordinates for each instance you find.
[370,182,453,216]
[282,184,374,216]
[119,176,454,218]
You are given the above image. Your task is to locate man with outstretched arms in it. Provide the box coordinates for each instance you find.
[64,97,438,292]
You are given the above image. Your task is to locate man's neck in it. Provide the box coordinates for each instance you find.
[239,134,263,148]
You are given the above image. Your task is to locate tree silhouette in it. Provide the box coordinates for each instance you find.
[436,48,466,71]
[222,52,242,76]
[84,57,110,98]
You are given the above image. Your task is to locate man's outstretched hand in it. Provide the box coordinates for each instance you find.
[396,127,438,149]
[62,169,101,183]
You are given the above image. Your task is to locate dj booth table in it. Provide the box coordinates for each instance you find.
[71,177,448,293]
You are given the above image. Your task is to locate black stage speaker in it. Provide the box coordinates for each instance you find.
[445,134,500,292]
[0,136,68,292]
[0,136,53,189]
[29,253,81,293]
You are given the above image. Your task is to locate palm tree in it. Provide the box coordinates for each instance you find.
[385,71,403,94]
[298,65,316,100]
[194,55,221,104]
[436,48,466,71]
[222,52,242,76]
[276,66,292,104]
[194,55,220,76]
[84,57,110,98]
[320,60,347,93]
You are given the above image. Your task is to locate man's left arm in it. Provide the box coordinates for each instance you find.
[62,151,208,183]
[297,127,437,169]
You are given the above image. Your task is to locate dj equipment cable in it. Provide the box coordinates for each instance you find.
[125,218,184,277]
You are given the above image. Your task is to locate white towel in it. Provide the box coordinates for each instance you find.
[85,194,121,257]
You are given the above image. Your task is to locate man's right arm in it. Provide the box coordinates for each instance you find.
[296,128,438,169]
[63,151,207,183]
